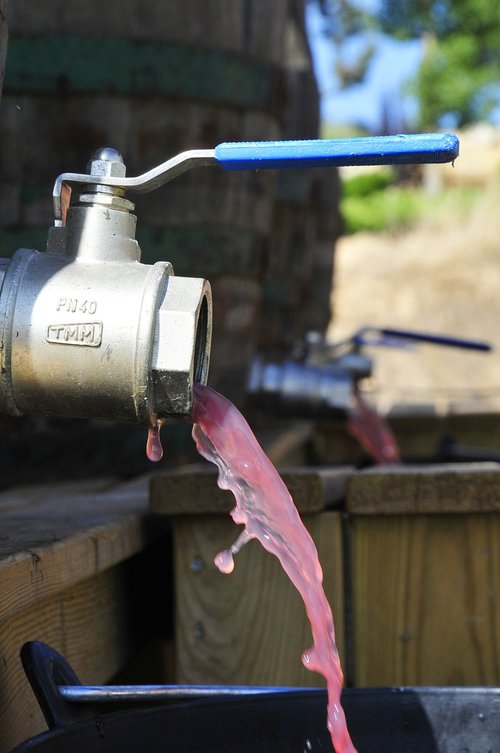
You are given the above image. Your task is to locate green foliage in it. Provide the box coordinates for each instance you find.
[320,121,369,139]
[378,0,458,39]
[341,183,422,233]
[340,170,481,235]
[379,0,500,40]
[342,169,393,198]
[340,168,417,233]
[378,0,500,127]
[416,33,500,127]
[313,0,500,128]
[316,0,373,43]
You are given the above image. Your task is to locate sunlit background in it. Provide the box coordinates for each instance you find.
[305,0,500,413]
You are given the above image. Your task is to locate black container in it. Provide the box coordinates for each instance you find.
[11,642,500,753]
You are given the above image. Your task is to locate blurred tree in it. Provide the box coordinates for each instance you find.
[378,0,500,127]
[315,0,377,88]
[314,0,500,128]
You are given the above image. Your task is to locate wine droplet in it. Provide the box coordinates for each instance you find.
[146,420,164,462]
[215,549,234,574]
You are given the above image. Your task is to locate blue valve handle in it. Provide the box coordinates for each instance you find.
[215,133,459,171]
[354,327,491,352]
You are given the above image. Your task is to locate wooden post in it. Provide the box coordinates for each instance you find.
[346,463,500,686]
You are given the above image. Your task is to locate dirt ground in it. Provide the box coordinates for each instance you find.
[328,125,500,414]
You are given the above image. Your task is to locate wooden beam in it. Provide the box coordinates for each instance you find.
[346,462,500,515]
[350,513,500,686]
[0,475,171,752]
[0,476,168,623]
[150,465,353,516]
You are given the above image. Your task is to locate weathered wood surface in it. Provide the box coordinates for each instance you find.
[8,1,289,61]
[349,512,500,687]
[1,562,152,751]
[172,511,345,686]
[151,466,349,686]
[153,459,500,690]
[0,474,167,622]
[347,462,500,514]
[0,475,170,752]
[346,459,500,686]
[258,422,315,467]
[150,465,354,515]
[0,0,7,99]
[314,410,500,465]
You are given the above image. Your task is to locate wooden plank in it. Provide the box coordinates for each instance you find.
[150,465,353,516]
[258,423,314,467]
[389,410,500,461]
[150,466,234,516]
[385,409,457,461]
[347,462,500,515]
[314,411,500,465]
[313,420,364,465]
[0,555,166,752]
[0,475,173,752]
[0,477,118,513]
[173,511,345,687]
[283,466,353,511]
[350,513,500,686]
[0,475,169,623]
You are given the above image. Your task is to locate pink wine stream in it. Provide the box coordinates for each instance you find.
[189,383,357,753]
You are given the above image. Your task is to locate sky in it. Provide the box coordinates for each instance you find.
[305,1,424,133]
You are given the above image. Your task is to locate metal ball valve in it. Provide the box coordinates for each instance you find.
[0,133,458,426]
[0,147,212,425]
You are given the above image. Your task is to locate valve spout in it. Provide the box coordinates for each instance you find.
[247,358,354,419]
[151,276,212,418]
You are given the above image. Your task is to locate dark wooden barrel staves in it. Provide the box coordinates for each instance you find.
[0,2,342,484]
[0,0,7,98]
[0,0,295,404]
[257,2,343,358]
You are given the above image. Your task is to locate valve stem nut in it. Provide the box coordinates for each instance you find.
[87,147,127,178]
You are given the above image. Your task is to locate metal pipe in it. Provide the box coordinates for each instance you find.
[58,684,320,702]
[247,358,355,418]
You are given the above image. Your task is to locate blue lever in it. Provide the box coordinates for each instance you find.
[214,133,459,171]
[354,327,491,352]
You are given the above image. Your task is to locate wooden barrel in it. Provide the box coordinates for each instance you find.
[256,7,343,357]
[0,0,7,100]
[0,0,293,405]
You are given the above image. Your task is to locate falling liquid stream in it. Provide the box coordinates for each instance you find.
[189,383,357,753]
[145,384,356,751]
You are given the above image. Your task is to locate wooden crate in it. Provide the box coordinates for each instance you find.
[346,463,500,687]
[150,466,351,687]
[314,409,500,465]
[0,476,171,753]
[151,461,500,691]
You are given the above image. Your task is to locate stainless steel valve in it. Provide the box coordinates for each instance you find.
[0,148,212,425]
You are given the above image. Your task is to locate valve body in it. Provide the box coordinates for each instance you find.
[0,151,211,425]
